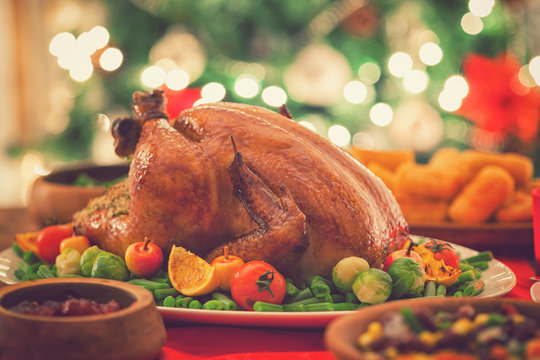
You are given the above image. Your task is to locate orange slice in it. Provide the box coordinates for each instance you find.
[168,245,219,296]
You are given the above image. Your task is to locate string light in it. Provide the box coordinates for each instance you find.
[403,70,429,94]
[461,13,483,35]
[529,56,540,86]
[99,47,123,71]
[438,75,469,112]
[201,82,226,102]
[358,62,381,84]
[328,124,351,147]
[419,42,443,66]
[261,86,287,107]
[141,65,165,88]
[369,103,393,127]
[343,81,368,104]
[388,52,413,78]
[165,68,190,90]
[468,0,495,18]
[234,75,260,98]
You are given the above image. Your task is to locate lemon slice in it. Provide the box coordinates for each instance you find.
[168,245,219,296]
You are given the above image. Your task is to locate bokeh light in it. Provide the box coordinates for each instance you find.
[388,52,413,78]
[141,65,166,88]
[358,62,381,84]
[403,70,429,94]
[327,124,351,147]
[99,47,123,71]
[165,68,190,90]
[201,82,226,102]
[461,13,483,35]
[369,103,393,127]
[469,0,495,18]
[419,42,443,66]
[234,75,260,98]
[262,86,287,107]
[529,56,540,86]
[343,81,368,104]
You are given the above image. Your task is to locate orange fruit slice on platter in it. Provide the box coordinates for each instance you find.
[168,245,219,296]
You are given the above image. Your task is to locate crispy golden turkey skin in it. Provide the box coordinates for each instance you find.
[73,90,408,281]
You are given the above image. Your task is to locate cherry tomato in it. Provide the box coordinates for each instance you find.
[423,239,460,268]
[36,224,74,264]
[59,235,91,255]
[211,246,244,291]
[230,261,286,311]
[124,237,164,278]
[383,241,424,272]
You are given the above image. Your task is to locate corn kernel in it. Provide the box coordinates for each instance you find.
[367,321,383,337]
[474,313,490,326]
[512,314,525,324]
[419,331,442,347]
[451,318,474,335]
[358,333,374,348]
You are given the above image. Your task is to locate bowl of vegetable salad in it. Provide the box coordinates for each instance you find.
[28,162,129,226]
[324,297,540,360]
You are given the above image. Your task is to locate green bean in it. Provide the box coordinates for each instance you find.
[285,278,301,298]
[150,277,171,284]
[474,269,482,280]
[463,251,493,263]
[345,292,358,303]
[286,287,313,303]
[306,275,331,298]
[14,268,26,280]
[304,302,335,312]
[17,261,31,275]
[435,284,447,297]
[458,263,474,272]
[284,296,323,307]
[283,303,306,312]
[453,290,463,297]
[400,307,424,334]
[128,279,169,291]
[487,313,506,326]
[175,296,193,308]
[59,274,83,278]
[202,300,224,310]
[469,261,489,271]
[463,281,485,297]
[21,273,41,281]
[23,251,41,264]
[331,294,345,303]
[188,300,202,309]
[212,292,239,310]
[333,303,357,311]
[253,301,284,312]
[153,287,179,301]
[37,264,55,278]
[162,296,176,307]
[423,282,436,297]
[12,243,24,258]
[454,270,476,286]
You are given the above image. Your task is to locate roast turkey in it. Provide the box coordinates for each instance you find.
[73,89,408,280]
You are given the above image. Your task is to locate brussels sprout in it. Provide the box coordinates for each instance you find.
[80,245,105,276]
[387,257,426,298]
[56,248,82,276]
[90,252,129,281]
[351,268,393,304]
[332,256,370,294]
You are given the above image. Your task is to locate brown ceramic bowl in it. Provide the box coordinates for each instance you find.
[324,297,540,360]
[28,162,129,226]
[0,277,166,360]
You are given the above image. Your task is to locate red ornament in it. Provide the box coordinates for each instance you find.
[161,85,202,120]
[456,53,540,143]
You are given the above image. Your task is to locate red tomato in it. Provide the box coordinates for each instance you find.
[383,241,424,272]
[423,239,460,268]
[124,237,164,278]
[36,224,74,264]
[230,261,286,311]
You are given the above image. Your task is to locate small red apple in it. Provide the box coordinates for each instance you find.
[211,246,244,291]
[125,237,164,278]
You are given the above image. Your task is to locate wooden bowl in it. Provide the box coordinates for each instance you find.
[0,277,166,360]
[28,162,129,226]
[324,297,540,360]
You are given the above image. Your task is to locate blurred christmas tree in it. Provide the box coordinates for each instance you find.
[39,0,540,167]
